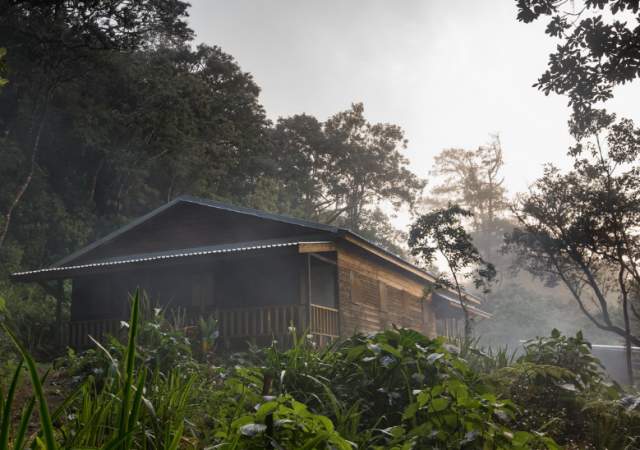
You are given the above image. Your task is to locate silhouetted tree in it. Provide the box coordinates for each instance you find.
[324,103,425,231]
[271,104,424,251]
[516,0,640,134]
[505,113,640,383]
[426,135,507,231]
[409,204,496,338]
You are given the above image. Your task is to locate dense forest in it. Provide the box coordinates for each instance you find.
[0,0,426,352]
[2,0,640,448]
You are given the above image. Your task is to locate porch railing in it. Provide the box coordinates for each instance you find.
[69,318,123,349]
[213,304,305,340]
[309,304,339,338]
[68,303,340,348]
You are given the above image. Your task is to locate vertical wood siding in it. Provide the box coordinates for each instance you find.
[337,247,436,337]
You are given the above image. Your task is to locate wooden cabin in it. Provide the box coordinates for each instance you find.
[12,196,489,348]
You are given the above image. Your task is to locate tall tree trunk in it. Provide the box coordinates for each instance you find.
[0,99,49,249]
[620,268,635,384]
[451,269,471,339]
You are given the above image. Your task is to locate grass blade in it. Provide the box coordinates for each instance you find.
[1,360,24,448]
[117,289,140,445]
[1,324,57,450]
[125,369,146,449]
[13,397,35,450]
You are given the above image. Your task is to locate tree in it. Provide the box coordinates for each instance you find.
[504,113,640,383]
[516,0,640,134]
[270,104,424,252]
[426,135,507,232]
[409,204,496,338]
[270,114,333,219]
[0,0,192,249]
[323,103,425,231]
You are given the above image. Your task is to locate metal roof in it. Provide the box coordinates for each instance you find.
[47,196,436,281]
[52,196,341,268]
[432,290,491,318]
[12,196,481,304]
[12,238,330,281]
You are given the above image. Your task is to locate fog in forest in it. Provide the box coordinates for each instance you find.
[4,1,640,447]
[186,0,640,349]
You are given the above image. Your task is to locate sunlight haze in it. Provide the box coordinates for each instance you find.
[189,0,639,202]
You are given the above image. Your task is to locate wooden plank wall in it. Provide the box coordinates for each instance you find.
[337,247,436,338]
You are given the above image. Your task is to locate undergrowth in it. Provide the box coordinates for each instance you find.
[1,292,639,449]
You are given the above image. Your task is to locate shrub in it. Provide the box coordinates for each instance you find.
[237,327,559,449]
[487,329,633,447]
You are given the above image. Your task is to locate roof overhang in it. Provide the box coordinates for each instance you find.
[432,290,491,318]
[11,239,332,282]
[340,233,438,284]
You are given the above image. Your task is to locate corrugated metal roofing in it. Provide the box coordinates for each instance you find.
[52,196,340,268]
[48,196,433,279]
[432,290,491,318]
[11,196,488,318]
[12,238,330,280]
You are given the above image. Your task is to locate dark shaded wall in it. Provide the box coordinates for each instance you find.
[70,253,308,321]
[72,203,329,265]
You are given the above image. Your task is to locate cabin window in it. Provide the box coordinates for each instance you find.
[309,256,337,308]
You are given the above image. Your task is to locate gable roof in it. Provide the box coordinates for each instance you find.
[48,195,436,279]
[15,195,453,288]
[53,195,339,268]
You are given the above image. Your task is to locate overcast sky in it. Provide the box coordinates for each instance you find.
[187,0,640,199]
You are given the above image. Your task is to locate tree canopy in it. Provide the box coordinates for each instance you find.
[0,3,423,297]
[409,204,496,338]
[505,113,640,382]
[516,0,640,133]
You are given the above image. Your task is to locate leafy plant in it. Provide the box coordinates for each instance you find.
[215,394,354,449]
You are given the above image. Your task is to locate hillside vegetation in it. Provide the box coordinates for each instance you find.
[1,292,639,449]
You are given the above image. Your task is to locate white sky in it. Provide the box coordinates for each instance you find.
[187,0,640,203]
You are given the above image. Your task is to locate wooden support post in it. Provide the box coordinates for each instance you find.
[298,255,311,332]
[55,280,63,347]
[306,254,312,333]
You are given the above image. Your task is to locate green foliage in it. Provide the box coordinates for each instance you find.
[447,335,517,375]
[215,395,354,450]
[7,296,640,449]
[196,315,219,362]
[409,204,496,337]
[3,322,58,449]
[0,290,194,449]
[520,329,610,390]
[218,327,559,449]
[487,330,632,446]
[516,0,640,133]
